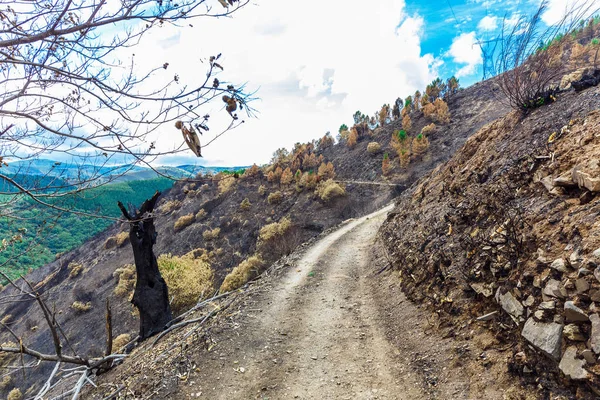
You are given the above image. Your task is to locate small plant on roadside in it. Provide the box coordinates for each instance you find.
[220,255,264,293]
[315,179,346,202]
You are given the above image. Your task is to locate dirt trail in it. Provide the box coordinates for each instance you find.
[184,206,512,400]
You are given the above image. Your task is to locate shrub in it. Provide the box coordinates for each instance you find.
[159,199,181,214]
[268,191,283,205]
[218,176,236,194]
[202,227,220,241]
[0,376,11,390]
[382,153,392,176]
[112,333,131,353]
[317,162,335,180]
[243,164,260,178]
[347,128,358,148]
[195,208,207,220]
[104,231,129,249]
[174,214,195,232]
[157,253,213,313]
[7,388,22,400]
[71,301,92,312]
[299,172,318,190]
[219,254,264,293]
[402,114,412,131]
[113,264,135,297]
[432,98,450,124]
[421,123,436,135]
[259,217,292,243]
[367,142,381,154]
[258,185,267,195]
[68,262,83,278]
[412,134,430,155]
[422,103,436,119]
[280,167,293,185]
[399,148,410,168]
[315,179,346,202]
[319,133,334,149]
[240,198,252,211]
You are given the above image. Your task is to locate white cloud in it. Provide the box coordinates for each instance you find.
[126,0,439,166]
[478,15,498,31]
[541,0,600,25]
[448,32,483,78]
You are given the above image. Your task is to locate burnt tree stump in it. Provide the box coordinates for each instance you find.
[118,191,172,340]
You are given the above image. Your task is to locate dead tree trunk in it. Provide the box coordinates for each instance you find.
[118,191,172,340]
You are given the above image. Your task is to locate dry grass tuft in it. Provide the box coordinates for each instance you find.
[113,264,136,297]
[195,208,207,220]
[159,199,182,214]
[71,301,92,312]
[68,262,83,278]
[0,315,11,325]
[240,198,252,211]
[367,142,381,154]
[258,185,267,195]
[218,176,236,194]
[315,179,346,202]
[267,191,283,205]
[220,255,264,293]
[7,388,22,400]
[0,375,12,390]
[421,123,436,135]
[112,333,132,353]
[202,227,221,241]
[259,217,292,243]
[157,253,213,313]
[174,214,195,232]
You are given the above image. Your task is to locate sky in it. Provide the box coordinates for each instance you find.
[24,0,598,168]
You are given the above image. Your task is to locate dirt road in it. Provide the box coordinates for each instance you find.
[183,206,518,400]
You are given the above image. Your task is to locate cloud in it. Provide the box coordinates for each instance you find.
[448,32,483,77]
[478,15,498,31]
[541,0,600,26]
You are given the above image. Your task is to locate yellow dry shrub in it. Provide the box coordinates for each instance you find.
[104,231,128,249]
[259,217,292,243]
[113,264,136,297]
[299,172,318,190]
[319,134,334,149]
[317,162,335,180]
[422,103,436,119]
[243,164,260,178]
[202,227,220,241]
[240,198,252,211]
[218,176,236,194]
[71,301,92,312]
[402,114,412,132]
[159,200,181,214]
[195,208,207,220]
[280,167,293,185]
[174,214,195,232]
[220,255,264,293]
[432,98,450,124]
[339,129,350,142]
[367,142,381,154]
[112,333,131,353]
[267,191,283,205]
[68,262,83,278]
[347,128,358,148]
[421,123,436,135]
[7,388,22,400]
[157,253,213,313]
[315,179,346,202]
[266,171,276,183]
[258,185,267,195]
[412,135,430,155]
[0,315,11,325]
[0,375,11,390]
[399,148,411,168]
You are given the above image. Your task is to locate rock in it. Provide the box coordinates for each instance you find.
[543,279,566,299]
[470,282,494,298]
[594,267,600,283]
[570,250,583,269]
[534,310,545,320]
[497,290,524,319]
[523,295,535,307]
[559,346,589,380]
[521,318,563,360]
[578,268,592,277]
[563,324,586,341]
[572,163,600,192]
[554,173,576,187]
[476,311,498,321]
[550,258,569,273]
[540,176,555,193]
[539,301,556,310]
[565,301,589,322]
[590,314,600,354]
[590,289,600,302]
[594,248,600,260]
[575,278,590,294]
[554,314,565,324]
[560,69,587,90]
[581,349,597,365]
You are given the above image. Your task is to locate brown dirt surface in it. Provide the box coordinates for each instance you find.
[88,205,535,399]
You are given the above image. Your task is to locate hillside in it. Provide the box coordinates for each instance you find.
[0,76,507,398]
[380,71,600,397]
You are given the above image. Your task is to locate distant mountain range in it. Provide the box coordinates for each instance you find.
[0,159,250,191]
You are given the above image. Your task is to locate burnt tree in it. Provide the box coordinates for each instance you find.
[118,191,172,340]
